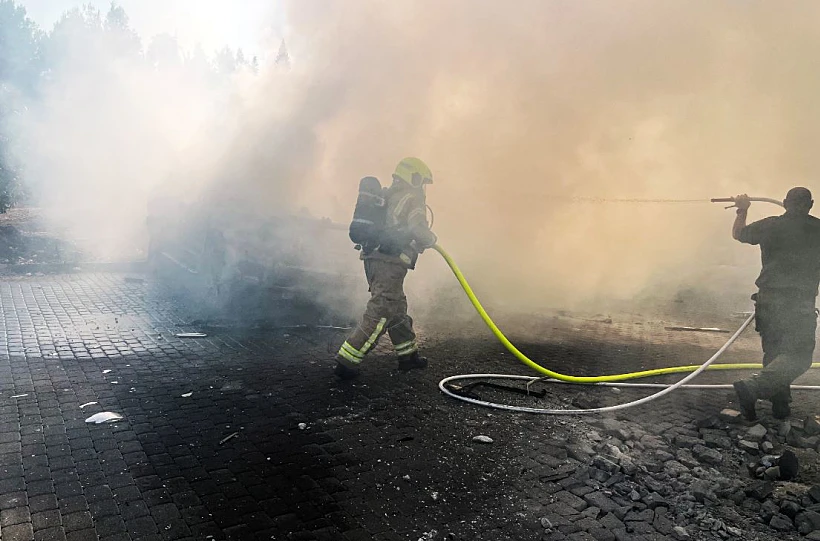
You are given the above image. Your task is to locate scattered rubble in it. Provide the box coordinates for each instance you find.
[746,424,768,442]
[524,413,820,540]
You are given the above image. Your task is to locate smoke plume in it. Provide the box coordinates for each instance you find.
[12,0,820,319]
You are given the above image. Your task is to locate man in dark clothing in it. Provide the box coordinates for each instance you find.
[732,187,820,420]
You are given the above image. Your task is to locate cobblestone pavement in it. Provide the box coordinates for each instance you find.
[1,273,820,540]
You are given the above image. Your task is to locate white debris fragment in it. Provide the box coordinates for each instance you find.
[79,402,98,409]
[431,492,439,501]
[102,370,112,374]
[176,333,207,338]
[10,394,28,398]
[665,326,730,333]
[298,423,307,430]
[403,475,411,481]
[472,435,494,444]
[181,392,193,398]
[85,412,124,424]
[219,432,239,445]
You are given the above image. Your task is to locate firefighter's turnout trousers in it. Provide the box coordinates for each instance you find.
[336,258,418,368]
[746,289,818,400]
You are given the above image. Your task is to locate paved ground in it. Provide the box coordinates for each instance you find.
[1,272,820,540]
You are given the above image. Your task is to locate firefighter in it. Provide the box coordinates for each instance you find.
[732,188,820,420]
[334,157,438,379]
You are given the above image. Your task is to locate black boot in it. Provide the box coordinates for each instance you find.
[334,362,359,380]
[778,449,799,480]
[397,351,428,372]
[733,380,758,421]
[771,392,791,419]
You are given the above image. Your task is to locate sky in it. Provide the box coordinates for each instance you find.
[17,0,283,57]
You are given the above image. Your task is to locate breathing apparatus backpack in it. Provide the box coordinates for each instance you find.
[349,176,387,254]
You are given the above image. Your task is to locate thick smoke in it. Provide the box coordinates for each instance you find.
[274,0,820,314]
[12,1,820,319]
[7,5,277,263]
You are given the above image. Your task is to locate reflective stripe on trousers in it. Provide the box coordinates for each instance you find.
[336,317,387,366]
[393,340,418,356]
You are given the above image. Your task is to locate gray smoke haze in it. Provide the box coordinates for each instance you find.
[12,0,820,319]
[9,8,248,259]
[271,0,820,314]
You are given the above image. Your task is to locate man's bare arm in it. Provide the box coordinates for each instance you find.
[731,194,751,241]
[732,208,748,240]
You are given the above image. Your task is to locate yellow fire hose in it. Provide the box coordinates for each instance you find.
[433,244,777,382]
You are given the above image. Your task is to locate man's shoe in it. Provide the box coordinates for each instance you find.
[778,449,799,480]
[733,380,758,421]
[334,362,359,380]
[772,396,791,420]
[397,352,428,372]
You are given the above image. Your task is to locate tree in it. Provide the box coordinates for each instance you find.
[104,2,141,58]
[0,0,41,211]
[274,39,289,67]
[184,43,211,73]
[0,0,257,213]
[215,46,236,76]
[147,33,181,71]
[0,130,22,212]
[45,3,141,72]
[45,6,102,71]
[0,0,42,91]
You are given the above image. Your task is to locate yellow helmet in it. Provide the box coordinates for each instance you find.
[393,157,433,188]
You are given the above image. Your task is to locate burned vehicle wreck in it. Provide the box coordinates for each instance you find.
[147,198,364,327]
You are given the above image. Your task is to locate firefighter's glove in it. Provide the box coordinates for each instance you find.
[416,231,438,251]
[733,194,751,211]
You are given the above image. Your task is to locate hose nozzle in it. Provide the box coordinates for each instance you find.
[711,197,737,209]
[711,196,784,209]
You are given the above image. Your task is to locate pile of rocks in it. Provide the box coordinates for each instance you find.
[532,415,820,540]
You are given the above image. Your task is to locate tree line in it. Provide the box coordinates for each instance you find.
[0,0,262,212]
